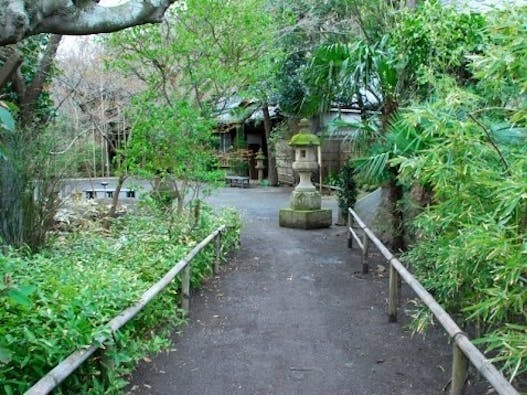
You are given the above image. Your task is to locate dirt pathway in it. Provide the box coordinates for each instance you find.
[126,187,458,395]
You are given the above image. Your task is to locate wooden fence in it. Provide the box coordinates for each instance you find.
[347,208,519,395]
[25,225,226,395]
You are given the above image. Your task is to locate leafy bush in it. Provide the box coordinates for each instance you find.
[349,4,527,384]
[0,125,65,251]
[394,87,527,383]
[336,161,358,215]
[0,205,240,394]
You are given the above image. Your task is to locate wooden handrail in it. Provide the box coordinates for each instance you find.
[25,225,226,395]
[314,182,343,192]
[347,208,518,395]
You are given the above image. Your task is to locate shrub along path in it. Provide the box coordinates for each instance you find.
[126,186,482,394]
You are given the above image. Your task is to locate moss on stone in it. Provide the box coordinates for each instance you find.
[288,133,320,147]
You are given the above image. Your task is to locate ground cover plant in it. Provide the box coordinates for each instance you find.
[0,203,240,394]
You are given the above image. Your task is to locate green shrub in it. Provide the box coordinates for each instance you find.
[336,161,358,215]
[0,205,240,394]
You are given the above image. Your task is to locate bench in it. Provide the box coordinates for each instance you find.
[225,176,250,188]
[83,188,136,199]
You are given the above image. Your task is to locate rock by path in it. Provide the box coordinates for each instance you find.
[125,186,473,395]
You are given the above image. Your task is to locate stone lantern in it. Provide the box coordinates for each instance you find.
[279,119,332,229]
[255,149,266,183]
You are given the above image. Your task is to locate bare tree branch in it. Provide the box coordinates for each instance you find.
[468,113,511,176]
[0,0,178,46]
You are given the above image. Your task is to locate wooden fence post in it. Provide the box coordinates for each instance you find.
[347,210,353,248]
[98,336,115,387]
[388,261,399,322]
[450,340,468,395]
[181,264,191,313]
[214,232,222,275]
[361,233,369,274]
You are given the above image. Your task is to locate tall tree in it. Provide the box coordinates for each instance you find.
[2,35,63,126]
[107,0,281,182]
[0,34,66,249]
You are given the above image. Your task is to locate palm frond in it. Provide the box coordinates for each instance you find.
[354,151,390,184]
[387,115,425,155]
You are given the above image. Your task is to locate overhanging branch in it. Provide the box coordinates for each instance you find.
[0,0,178,46]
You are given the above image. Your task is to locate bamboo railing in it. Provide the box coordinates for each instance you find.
[25,225,226,395]
[347,208,519,395]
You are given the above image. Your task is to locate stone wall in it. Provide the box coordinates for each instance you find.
[277,137,360,185]
[320,139,341,180]
[276,115,362,185]
[276,138,295,185]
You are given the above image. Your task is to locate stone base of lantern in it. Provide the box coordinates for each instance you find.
[290,190,321,210]
[279,208,332,229]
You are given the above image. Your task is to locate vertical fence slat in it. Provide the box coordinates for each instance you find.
[361,233,369,274]
[214,232,222,275]
[181,264,191,312]
[347,212,353,248]
[450,341,469,395]
[388,260,399,323]
[100,341,115,387]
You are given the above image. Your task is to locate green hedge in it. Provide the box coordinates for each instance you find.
[0,205,241,394]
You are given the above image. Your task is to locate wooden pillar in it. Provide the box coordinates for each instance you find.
[214,233,222,275]
[99,336,115,386]
[388,261,399,322]
[361,233,369,274]
[450,342,468,395]
[181,264,191,313]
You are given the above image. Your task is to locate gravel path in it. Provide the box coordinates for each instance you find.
[125,186,475,395]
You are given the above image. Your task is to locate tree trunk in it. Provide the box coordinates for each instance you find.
[21,35,62,126]
[386,169,405,253]
[0,51,22,90]
[176,195,184,216]
[381,95,398,132]
[107,174,127,218]
[262,103,278,186]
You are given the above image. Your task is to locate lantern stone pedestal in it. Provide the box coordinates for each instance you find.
[255,149,266,183]
[279,119,332,229]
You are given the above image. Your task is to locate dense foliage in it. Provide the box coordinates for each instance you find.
[336,161,358,216]
[294,0,527,384]
[125,98,221,214]
[393,7,527,381]
[0,206,241,393]
[0,35,64,250]
[1,0,526,390]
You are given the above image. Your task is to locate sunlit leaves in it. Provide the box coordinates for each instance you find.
[106,0,278,105]
[124,98,221,207]
[469,5,527,124]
